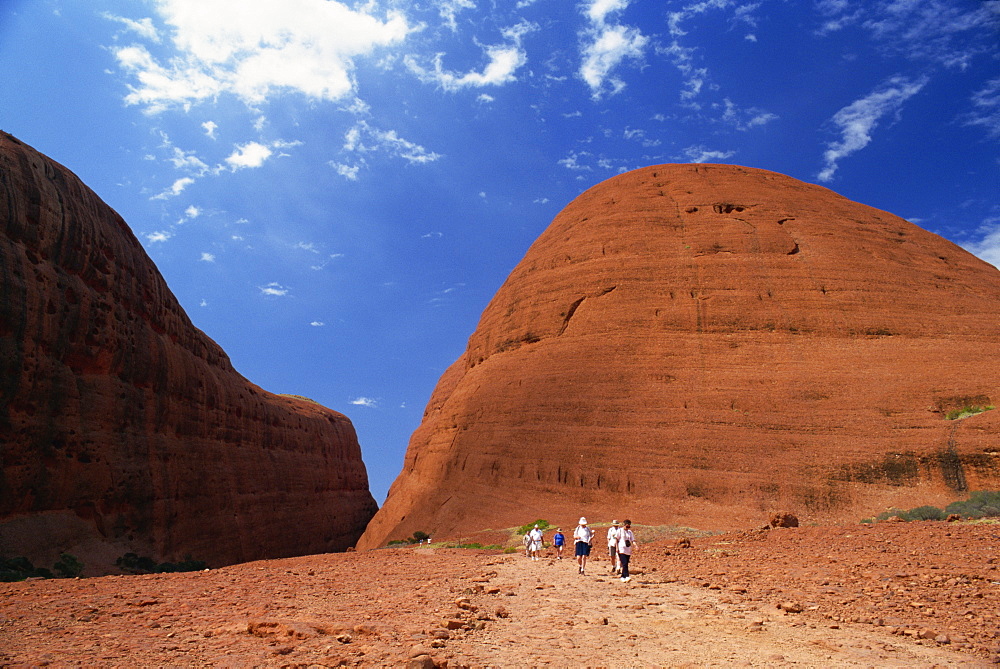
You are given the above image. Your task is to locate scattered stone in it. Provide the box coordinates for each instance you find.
[406,654,436,669]
[769,513,799,528]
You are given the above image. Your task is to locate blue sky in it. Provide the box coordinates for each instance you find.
[1,0,998,503]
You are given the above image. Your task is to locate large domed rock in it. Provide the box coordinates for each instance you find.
[0,132,377,571]
[358,164,1000,548]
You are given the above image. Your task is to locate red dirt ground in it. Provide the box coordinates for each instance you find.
[2,520,998,667]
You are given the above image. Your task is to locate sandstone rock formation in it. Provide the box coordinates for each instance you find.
[359,164,1000,549]
[0,132,377,571]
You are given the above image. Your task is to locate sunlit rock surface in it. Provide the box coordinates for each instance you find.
[359,164,1000,548]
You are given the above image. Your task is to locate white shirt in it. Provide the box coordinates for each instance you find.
[606,526,620,546]
[573,524,593,543]
[616,527,635,555]
[528,528,543,544]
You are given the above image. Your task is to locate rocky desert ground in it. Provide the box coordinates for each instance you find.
[2,520,998,667]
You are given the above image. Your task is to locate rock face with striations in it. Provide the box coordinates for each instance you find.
[0,133,377,571]
[359,164,1000,548]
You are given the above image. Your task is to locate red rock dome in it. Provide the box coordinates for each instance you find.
[358,163,1000,548]
[0,133,377,570]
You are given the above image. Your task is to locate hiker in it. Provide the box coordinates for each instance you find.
[552,527,565,559]
[617,519,636,583]
[607,519,621,574]
[573,517,594,575]
[522,531,531,557]
[528,524,544,561]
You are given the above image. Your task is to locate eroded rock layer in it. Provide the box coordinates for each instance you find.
[359,164,1000,548]
[0,133,377,570]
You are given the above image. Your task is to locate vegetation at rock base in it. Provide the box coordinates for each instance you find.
[115,553,207,574]
[944,404,995,420]
[0,556,54,582]
[945,490,1000,518]
[860,490,1000,523]
[516,519,550,534]
[0,553,83,582]
[387,531,432,546]
[53,552,84,578]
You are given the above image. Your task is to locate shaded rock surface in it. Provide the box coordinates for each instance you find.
[360,164,1000,549]
[0,132,377,571]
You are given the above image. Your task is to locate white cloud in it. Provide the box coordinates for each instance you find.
[422,231,444,238]
[199,299,208,307]
[657,41,706,103]
[225,141,273,169]
[342,121,442,166]
[558,151,593,172]
[202,120,218,138]
[146,230,172,242]
[682,145,735,163]
[330,161,360,180]
[104,13,160,41]
[558,151,593,171]
[151,176,195,200]
[110,0,413,113]
[200,252,215,262]
[964,77,1000,138]
[167,146,210,174]
[816,1,1000,69]
[310,321,325,327]
[350,396,379,407]
[438,0,476,32]
[259,282,290,296]
[962,217,1000,269]
[184,205,201,219]
[720,98,778,131]
[579,0,648,99]
[405,21,534,92]
[818,75,927,182]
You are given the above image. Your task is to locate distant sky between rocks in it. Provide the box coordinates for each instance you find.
[1,0,997,502]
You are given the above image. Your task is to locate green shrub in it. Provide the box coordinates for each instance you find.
[516,519,550,534]
[946,490,1000,518]
[904,505,946,521]
[53,553,84,578]
[116,552,158,574]
[409,531,430,544]
[945,405,995,420]
[503,547,518,554]
[116,552,206,574]
[874,508,906,522]
[0,557,53,582]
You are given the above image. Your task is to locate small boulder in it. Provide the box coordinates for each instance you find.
[769,513,799,528]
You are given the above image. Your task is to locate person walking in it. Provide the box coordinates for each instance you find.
[617,519,636,583]
[552,528,565,559]
[528,524,544,560]
[606,520,621,574]
[573,517,593,575]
